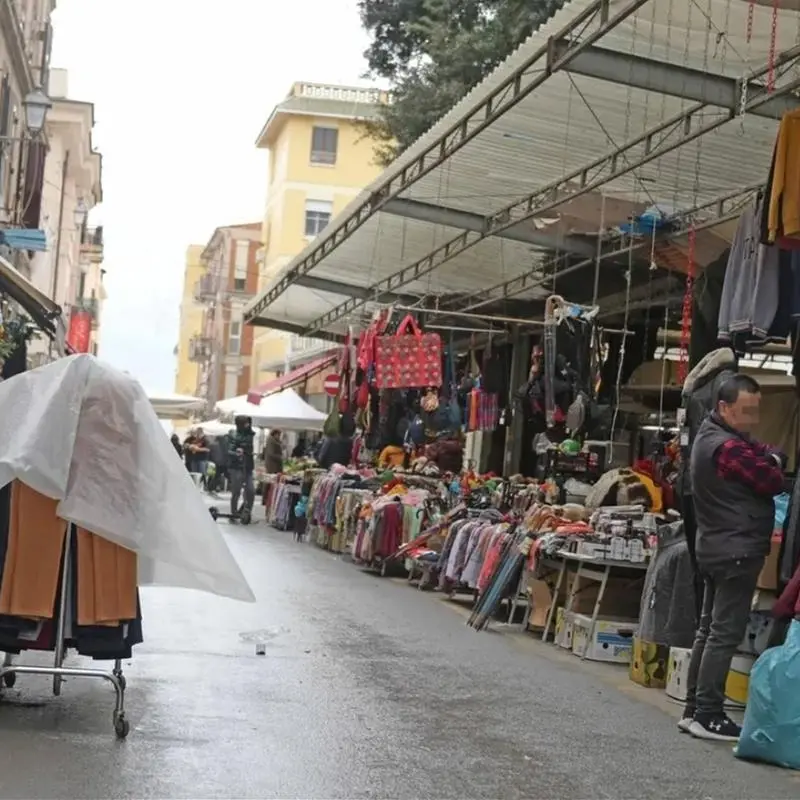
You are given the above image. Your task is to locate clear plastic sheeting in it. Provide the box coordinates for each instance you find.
[0,355,255,603]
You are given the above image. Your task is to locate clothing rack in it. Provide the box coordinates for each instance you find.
[0,523,130,739]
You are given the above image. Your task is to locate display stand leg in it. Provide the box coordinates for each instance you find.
[1,652,15,688]
[541,560,567,642]
[0,523,132,738]
[52,523,73,696]
[582,565,610,662]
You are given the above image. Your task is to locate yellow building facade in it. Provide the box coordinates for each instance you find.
[251,83,387,387]
[174,244,206,397]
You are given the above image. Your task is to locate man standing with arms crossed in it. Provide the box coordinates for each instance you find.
[681,374,785,741]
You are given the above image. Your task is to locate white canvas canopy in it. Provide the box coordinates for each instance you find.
[0,355,254,603]
[216,388,327,431]
[198,419,235,437]
[146,390,204,420]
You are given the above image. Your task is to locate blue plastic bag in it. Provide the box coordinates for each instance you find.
[735,619,800,769]
[774,492,790,530]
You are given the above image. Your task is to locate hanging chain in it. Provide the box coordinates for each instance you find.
[767,0,779,94]
[746,1,755,43]
[677,226,696,384]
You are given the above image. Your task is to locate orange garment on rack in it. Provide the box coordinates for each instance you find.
[76,528,137,626]
[0,481,67,619]
[767,109,800,242]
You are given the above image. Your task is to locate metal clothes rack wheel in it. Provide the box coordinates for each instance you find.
[0,523,130,739]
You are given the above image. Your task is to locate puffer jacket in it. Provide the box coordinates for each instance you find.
[678,347,736,497]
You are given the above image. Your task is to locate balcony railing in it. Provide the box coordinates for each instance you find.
[75,297,100,328]
[290,335,327,355]
[292,83,390,105]
[194,273,217,303]
[80,226,104,263]
[189,335,213,363]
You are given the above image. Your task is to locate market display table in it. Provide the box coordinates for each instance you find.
[540,550,649,660]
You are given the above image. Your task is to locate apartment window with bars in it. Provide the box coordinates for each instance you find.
[310,126,338,165]
[228,319,241,356]
[233,240,249,292]
[304,199,332,238]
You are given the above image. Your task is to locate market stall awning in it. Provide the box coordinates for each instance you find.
[0,228,47,252]
[146,391,205,420]
[244,0,800,338]
[0,254,62,340]
[246,351,336,405]
[217,388,327,431]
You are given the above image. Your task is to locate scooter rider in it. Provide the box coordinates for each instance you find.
[227,415,256,521]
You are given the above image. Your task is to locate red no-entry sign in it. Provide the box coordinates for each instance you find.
[323,374,340,397]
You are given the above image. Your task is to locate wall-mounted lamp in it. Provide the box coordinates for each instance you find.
[23,87,52,136]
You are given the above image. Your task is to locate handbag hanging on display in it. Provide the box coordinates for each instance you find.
[374,314,443,389]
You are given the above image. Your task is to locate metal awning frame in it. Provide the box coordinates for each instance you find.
[244,0,800,341]
[303,48,800,334]
[245,0,652,324]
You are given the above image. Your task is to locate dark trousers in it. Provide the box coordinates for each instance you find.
[230,469,255,516]
[685,557,762,716]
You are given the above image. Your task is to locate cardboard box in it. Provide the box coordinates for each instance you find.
[555,607,575,649]
[526,579,552,630]
[667,647,755,708]
[740,610,774,656]
[725,653,756,707]
[629,637,669,689]
[757,533,782,591]
[566,573,643,618]
[571,614,638,663]
[666,646,691,701]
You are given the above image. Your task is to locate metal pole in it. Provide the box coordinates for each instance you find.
[386,303,632,334]
[50,149,69,302]
[52,522,73,696]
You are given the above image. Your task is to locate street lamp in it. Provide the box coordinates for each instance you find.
[74,198,87,229]
[23,88,52,135]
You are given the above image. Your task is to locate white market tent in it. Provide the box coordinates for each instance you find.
[146,391,205,420]
[0,355,254,603]
[198,419,235,437]
[216,388,327,431]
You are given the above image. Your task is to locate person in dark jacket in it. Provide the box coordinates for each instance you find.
[207,434,229,493]
[681,374,786,742]
[317,415,355,470]
[170,434,183,458]
[227,416,256,518]
[264,429,283,474]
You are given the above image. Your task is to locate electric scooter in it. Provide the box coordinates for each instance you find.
[208,503,252,525]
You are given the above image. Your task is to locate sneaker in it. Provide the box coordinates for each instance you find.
[689,713,742,742]
[677,716,694,733]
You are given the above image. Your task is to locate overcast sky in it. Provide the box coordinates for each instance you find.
[49,0,372,392]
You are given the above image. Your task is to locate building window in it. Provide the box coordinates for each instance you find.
[228,319,241,356]
[305,200,332,238]
[234,240,249,292]
[310,126,338,165]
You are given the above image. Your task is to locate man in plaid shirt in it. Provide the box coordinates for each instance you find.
[681,374,786,743]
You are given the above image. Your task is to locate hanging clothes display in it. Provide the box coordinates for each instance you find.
[0,354,255,740]
[718,197,781,346]
[763,108,800,245]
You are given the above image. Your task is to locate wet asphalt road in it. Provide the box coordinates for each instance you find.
[0,516,798,799]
